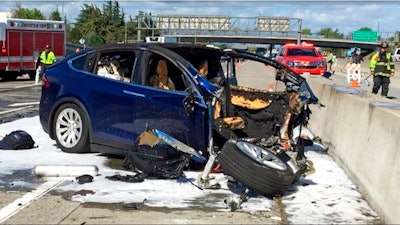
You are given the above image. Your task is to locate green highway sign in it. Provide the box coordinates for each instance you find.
[352,30,378,42]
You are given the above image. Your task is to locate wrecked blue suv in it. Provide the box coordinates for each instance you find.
[39,43,319,197]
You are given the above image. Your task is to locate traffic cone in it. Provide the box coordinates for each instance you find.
[236,61,241,69]
[350,79,360,88]
[268,83,274,92]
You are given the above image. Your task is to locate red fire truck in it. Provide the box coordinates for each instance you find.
[0,12,65,81]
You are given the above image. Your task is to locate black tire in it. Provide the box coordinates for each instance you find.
[52,103,90,153]
[28,71,36,80]
[0,72,18,81]
[219,140,294,197]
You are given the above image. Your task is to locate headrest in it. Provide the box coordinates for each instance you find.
[156,60,168,77]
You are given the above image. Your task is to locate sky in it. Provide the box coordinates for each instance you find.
[0,116,382,223]
[2,0,400,37]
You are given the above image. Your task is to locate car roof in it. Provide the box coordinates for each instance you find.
[91,42,225,53]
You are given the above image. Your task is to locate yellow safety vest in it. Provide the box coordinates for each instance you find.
[40,51,56,65]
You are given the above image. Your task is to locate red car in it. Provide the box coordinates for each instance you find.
[275,43,326,76]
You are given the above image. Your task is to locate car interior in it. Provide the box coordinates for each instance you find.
[95,51,135,82]
[147,56,187,91]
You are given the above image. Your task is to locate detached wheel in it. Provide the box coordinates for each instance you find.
[219,140,294,197]
[53,103,90,153]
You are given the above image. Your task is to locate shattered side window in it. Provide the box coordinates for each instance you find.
[95,51,135,83]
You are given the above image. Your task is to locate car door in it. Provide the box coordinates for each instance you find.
[128,50,209,152]
[82,49,138,151]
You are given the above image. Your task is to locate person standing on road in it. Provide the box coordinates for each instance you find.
[35,45,57,83]
[352,48,363,64]
[39,45,57,69]
[370,42,395,97]
[326,50,335,74]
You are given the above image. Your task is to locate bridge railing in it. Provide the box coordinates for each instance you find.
[140,15,397,43]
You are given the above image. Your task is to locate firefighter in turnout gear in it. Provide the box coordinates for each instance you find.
[370,42,395,97]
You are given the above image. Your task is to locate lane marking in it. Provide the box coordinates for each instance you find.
[0,106,33,115]
[14,83,41,89]
[0,179,66,223]
[8,102,40,107]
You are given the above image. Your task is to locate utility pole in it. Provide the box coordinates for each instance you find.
[297,19,302,45]
[124,21,127,43]
[137,11,143,42]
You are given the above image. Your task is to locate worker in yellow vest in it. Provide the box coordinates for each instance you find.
[39,45,57,68]
[35,45,56,83]
[370,42,395,97]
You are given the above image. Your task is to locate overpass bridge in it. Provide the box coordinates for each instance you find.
[68,15,393,54]
[162,34,380,52]
[136,15,389,53]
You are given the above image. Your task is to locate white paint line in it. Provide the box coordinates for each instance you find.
[8,102,40,107]
[0,179,66,223]
[14,83,41,89]
[0,106,33,115]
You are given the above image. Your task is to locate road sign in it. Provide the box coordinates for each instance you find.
[79,38,85,45]
[352,30,378,42]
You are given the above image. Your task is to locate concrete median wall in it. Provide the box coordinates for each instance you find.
[306,77,400,224]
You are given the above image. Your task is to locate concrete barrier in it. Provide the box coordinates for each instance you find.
[306,77,400,224]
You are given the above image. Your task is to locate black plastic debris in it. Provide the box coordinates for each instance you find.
[105,173,146,183]
[76,174,94,184]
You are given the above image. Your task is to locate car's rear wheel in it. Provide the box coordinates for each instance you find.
[53,103,90,153]
[219,140,294,197]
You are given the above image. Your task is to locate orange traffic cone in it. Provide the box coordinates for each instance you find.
[350,79,360,88]
[268,83,274,92]
[236,61,241,69]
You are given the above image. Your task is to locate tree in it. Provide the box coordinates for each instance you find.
[317,27,344,39]
[101,1,125,43]
[69,1,127,46]
[302,28,312,36]
[358,27,372,31]
[10,3,45,20]
[71,3,105,46]
[49,9,62,21]
[126,16,138,42]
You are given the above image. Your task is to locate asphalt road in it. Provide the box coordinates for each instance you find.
[0,75,41,124]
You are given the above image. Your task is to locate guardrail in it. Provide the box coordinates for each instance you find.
[307,78,400,224]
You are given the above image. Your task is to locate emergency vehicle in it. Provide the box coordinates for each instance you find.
[0,12,65,81]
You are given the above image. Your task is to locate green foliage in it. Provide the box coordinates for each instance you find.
[69,1,127,46]
[317,27,344,39]
[49,9,62,21]
[217,43,228,50]
[358,27,372,31]
[302,28,312,35]
[88,35,105,46]
[11,3,45,20]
